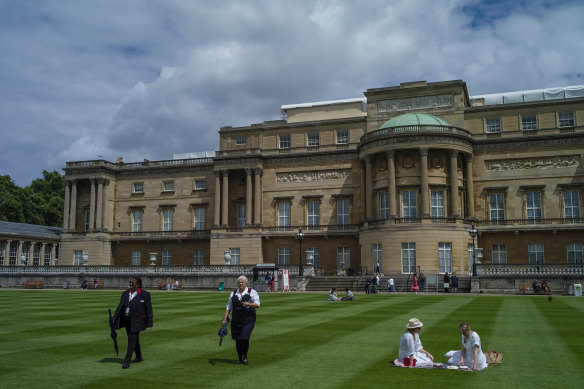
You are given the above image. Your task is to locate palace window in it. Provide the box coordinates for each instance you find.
[0,241,5,266]
[44,246,52,266]
[74,250,83,266]
[193,249,204,265]
[237,205,246,227]
[236,136,247,145]
[163,181,174,192]
[306,247,320,269]
[558,112,575,128]
[567,243,583,264]
[379,192,389,219]
[133,182,144,193]
[131,250,141,266]
[431,190,444,220]
[489,193,505,222]
[132,209,143,232]
[195,180,206,190]
[336,130,349,144]
[402,190,417,219]
[9,243,17,265]
[194,207,205,231]
[279,135,291,149]
[33,245,41,266]
[402,242,416,274]
[438,242,452,274]
[337,199,349,225]
[162,250,172,266]
[521,115,537,131]
[308,133,320,147]
[526,191,542,221]
[491,244,507,264]
[229,248,240,264]
[563,190,581,220]
[307,200,320,226]
[163,209,173,231]
[278,248,290,265]
[278,202,290,227]
[337,247,350,270]
[486,118,501,133]
[372,244,382,273]
[528,244,544,264]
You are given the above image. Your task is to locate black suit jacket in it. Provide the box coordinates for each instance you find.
[114,288,153,333]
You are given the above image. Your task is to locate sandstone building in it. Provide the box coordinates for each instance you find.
[58,80,584,275]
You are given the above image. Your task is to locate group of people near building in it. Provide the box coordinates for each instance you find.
[397,318,488,371]
[532,279,552,294]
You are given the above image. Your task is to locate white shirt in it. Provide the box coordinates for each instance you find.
[128,290,138,302]
[226,287,261,311]
[398,331,415,361]
[388,278,394,286]
[461,332,488,369]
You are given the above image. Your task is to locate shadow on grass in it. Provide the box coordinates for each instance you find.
[208,358,239,365]
[99,357,124,364]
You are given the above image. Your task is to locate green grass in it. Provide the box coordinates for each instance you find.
[0,290,583,389]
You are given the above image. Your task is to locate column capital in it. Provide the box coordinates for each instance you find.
[419,147,429,156]
[465,153,474,163]
[253,167,263,176]
[448,149,459,158]
[385,150,395,159]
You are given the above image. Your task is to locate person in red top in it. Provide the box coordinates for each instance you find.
[113,277,153,369]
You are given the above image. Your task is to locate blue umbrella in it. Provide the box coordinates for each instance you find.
[218,317,229,346]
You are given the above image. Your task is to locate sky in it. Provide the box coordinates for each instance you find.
[1,0,583,187]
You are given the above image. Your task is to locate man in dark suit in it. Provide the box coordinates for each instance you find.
[113,277,153,369]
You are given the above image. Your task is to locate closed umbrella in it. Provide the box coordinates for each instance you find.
[218,317,229,346]
[108,309,119,355]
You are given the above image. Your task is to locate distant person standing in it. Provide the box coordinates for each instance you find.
[364,276,371,294]
[264,272,271,292]
[451,273,459,293]
[443,272,450,293]
[418,273,426,294]
[388,276,396,294]
[410,273,419,294]
[375,261,380,274]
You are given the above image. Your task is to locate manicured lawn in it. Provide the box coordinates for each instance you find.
[0,290,582,388]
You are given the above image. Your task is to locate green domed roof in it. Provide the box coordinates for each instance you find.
[380,113,452,129]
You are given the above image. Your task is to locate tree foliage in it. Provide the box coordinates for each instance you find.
[0,170,64,227]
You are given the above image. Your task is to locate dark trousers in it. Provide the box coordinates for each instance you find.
[124,326,142,363]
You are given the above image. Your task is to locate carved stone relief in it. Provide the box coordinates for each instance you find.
[485,155,580,171]
[276,169,352,183]
[377,94,453,112]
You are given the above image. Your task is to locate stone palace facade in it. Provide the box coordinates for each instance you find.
[58,79,584,275]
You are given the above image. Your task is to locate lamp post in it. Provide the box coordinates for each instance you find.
[469,224,478,276]
[296,228,304,276]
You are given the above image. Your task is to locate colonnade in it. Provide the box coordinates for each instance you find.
[63,178,108,231]
[1,240,58,266]
[214,167,263,227]
[363,148,475,220]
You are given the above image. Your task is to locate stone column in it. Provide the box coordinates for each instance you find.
[51,244,57,266]
[465,154,475,219]
[63,181,71,229]
[29,242,35,266]
[89,179,96,230]
[221,170,229,227]
[246,168,253,226]
[3,240,10,266]
[214,171,221,227]
[69,180,77,230]
[254,167,263,225]
[96,179,104,230]
[17,241,23,266]
[41,243,47,266]
[449,150,460,218]
[365,156,373,220]
[386,150,397,217]
[419,148,429,217]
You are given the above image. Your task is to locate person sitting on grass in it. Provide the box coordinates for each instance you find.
[447,322,488,371]
[341,288,354,301]
[328,288,341,301]
[397,318,434,367]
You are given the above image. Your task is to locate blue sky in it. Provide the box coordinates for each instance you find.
[1,0,583,186]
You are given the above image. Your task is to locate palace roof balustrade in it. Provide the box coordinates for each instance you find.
[476,263,583,276]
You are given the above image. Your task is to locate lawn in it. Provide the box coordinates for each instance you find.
[0,290,582,389]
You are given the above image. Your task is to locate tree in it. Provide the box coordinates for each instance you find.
[0,171,64,227]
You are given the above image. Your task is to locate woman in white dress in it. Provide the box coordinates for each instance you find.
[398,318,434,367]
[454,322,488,371]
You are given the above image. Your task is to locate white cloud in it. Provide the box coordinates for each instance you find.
[1,0,583,186]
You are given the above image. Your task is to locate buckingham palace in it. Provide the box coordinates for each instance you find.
[57,79,584,277]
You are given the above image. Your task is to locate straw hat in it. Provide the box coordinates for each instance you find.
[406,318,423,329]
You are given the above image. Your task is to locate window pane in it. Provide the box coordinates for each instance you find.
[337,199,349,225]
[402,190,417,219]
[236,136,246,145]
[489,193,505,221]
[163,209,173,231]
[278,248,290,265]
[163,181,174,191]
[431,190,444,219]
[229,248,240,265]
[337,247,350,270]
[372,244,382,272]
[237,205,246,227]
[564,190,580,219]
[193,249,204,265]
[194,208,205,230]
[308,201,319,226]
[162,250,172,265]
[133,183,144,193]
[279,135,291,149]
[336,130,349,144]
[133,210,143,232]
[278,202,290,227]
[401,243,416,274]
[526,192,542,220]
[306,247,320,269]
[528,244,544,264]
[491,244,507,264]
[308,133,320,146]
[486,118,501,133]
[559,112,575,128]
[195,180,206,190]
[522,115,537,131]
[131,250,141,266]
[379,192,389,219]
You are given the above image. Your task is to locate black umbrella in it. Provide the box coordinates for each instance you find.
[108,309,119,355]
[218,317,229,346]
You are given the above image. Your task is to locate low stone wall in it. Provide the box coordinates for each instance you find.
[476,275,584,295]
[0,273,309,291]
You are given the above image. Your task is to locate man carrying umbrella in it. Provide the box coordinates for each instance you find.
[112,276,153,369]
